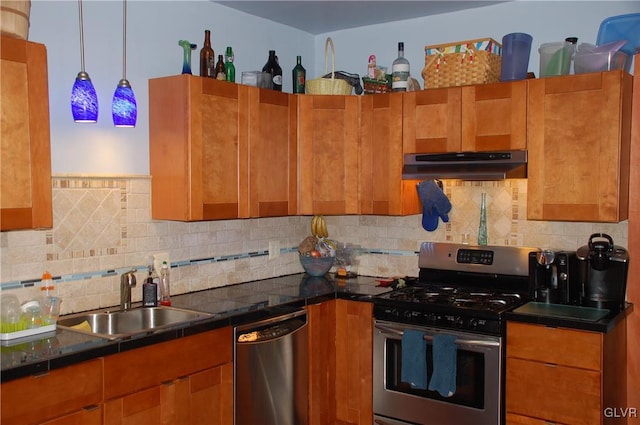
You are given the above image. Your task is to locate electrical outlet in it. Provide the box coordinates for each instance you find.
[153,252,170,273]
[268,241,280,260]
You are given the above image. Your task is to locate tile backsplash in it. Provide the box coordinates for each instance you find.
[0,176,628,314]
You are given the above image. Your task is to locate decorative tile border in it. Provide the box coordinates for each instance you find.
[0,246,417,290]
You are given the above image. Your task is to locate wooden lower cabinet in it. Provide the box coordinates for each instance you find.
[506,320,627,425]
[103,327,233,425]
[0,358,103,425]
[104,362,233,425]
[307,299,373,425]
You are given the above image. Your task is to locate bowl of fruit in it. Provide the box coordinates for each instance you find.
[298,215,336,277]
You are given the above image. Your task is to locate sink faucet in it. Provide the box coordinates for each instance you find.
[120,269,137,311]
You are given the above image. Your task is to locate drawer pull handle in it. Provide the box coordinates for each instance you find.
[544,363,557,368]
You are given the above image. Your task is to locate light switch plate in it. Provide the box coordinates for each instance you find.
[269,241,280,260]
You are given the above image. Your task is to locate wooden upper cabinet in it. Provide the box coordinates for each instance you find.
[298,95,360,215]
[460,81,527,151]
[1,36,52,231]
[403,81,527,154]
[527,71,632,222]
[149,76,249,221]
[247,88,298,217]
[360,93,420,215]
[403,87,461,154]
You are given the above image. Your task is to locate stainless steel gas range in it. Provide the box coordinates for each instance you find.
[373,242,537,425]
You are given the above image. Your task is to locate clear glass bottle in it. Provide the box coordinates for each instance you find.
[225,47,235,83]
[478,193,488,246]
[392,42,410,92]
[262,50,283,91]
[292,55,306,94]
[160,261,171,306]
[199,30,215,78]
[215,54,226,80]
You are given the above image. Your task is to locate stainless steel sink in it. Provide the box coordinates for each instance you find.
[57,306,214,340]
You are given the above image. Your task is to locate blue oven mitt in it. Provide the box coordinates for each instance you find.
[416,180,451,231]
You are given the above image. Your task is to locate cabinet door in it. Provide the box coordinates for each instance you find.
[162,363,233,425]
[527,71,632,222]
[360,93,421,215]
[104,386,161,425]
[0,358,103,425]
[307,301,337,425]
[334,299,373,425]
[461,80,527,151]
[149,76,248,221]
[247,87,298,217]
[403,87,461,154]
[298,95,360,215]
[0,36,52,231]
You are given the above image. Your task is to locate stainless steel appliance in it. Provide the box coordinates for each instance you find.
[529,250,580,305]
[373,242,536,425]
[402,150,527,180]
[576,233,629,313]
[234,309,308,425]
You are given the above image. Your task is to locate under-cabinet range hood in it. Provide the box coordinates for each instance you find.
[402,150,527,180]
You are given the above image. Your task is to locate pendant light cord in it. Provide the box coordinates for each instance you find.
[78,0,86,73]
[122,0,127,80]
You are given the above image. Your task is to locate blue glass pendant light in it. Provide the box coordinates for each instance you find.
[71,0,98,123]
[112,0,137,127]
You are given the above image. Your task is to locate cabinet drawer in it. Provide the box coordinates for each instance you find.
[1,358,103,425]
[41,405,102,425]
[506,357,601,425]
[507,412,569,425]
[104,327,232,400]
[507,322,602,370]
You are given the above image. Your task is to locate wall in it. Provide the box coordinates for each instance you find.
[0,177,628,315]
[1,1,629,314]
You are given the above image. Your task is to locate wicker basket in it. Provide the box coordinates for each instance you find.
[306,37,352,95]
[362,76,391,94]
[422,38,502,89]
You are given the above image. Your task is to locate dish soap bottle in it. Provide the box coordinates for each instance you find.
[160,261,171,306]
[478,193,488,246]
[142,265,158,307]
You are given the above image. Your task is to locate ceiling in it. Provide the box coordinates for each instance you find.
[213,1,508,35]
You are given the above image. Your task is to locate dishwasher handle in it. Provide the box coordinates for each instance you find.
[236,310,307,344]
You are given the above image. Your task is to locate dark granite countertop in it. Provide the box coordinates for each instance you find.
[505,301,633,333]
[1,273,390,382]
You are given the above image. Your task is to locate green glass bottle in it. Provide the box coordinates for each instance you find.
[225,46,235,83]
[292,55,306,94]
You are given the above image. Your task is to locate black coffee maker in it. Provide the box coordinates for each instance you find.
[529,250,580,305]
[576,233,629,313]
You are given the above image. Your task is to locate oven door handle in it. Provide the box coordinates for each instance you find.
[374,323,500,348]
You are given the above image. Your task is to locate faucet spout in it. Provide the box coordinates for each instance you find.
[120,269,137,311]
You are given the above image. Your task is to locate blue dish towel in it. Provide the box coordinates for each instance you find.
[428,334,457,397]
[401,329,427,390]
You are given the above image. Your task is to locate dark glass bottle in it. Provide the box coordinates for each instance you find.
[199,30,215,78]
[225,46,236,83]
[262,50,282,91]
[215,54,226,80]
[292,55,306,94]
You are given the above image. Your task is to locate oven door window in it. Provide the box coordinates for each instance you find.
[385,337,484,409]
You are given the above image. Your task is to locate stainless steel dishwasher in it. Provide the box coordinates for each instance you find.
[234,309,308,425]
